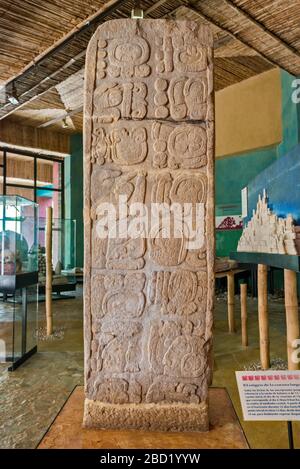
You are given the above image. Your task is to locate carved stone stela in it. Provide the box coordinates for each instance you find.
[83,19,214,432]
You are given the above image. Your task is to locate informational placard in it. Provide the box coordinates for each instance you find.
[241,187,248,218]
[236,370,300,421]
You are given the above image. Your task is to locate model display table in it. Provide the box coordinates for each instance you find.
[230,252,300,272]
[230,251,300,371]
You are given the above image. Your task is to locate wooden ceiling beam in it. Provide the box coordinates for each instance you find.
[0,0,182,121]
[183,5,295,75]
[145,0,171,15]
[2,0,298,130]
[0,51,86,119]
[222,0,300,60]
[2,0,127,89]
[0,0,129,119]
[38,106,83,129]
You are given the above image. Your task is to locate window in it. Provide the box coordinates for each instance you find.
[0,148,64,219]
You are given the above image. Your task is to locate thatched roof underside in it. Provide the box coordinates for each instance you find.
[1,0,300,133]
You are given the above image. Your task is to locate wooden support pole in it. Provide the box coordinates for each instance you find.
[46,206,53,336]
[258,264,270,369]
[284,269,300,371]
[240,283,248,347]
[227,273,236,333]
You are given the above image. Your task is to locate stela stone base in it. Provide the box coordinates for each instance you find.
[83,399,209,432]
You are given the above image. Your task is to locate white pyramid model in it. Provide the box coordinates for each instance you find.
[237,189,298,255]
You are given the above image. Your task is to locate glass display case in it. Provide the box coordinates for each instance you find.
[0,195,38,280]
[0,196,38,370]
[38,218,77,297]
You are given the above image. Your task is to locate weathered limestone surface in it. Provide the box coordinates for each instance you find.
[83,19,214,431]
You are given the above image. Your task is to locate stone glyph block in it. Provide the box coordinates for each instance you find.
[83,19,214,432]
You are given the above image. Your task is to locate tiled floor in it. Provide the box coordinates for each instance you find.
[0,288,299,448]
[0,292,84,449]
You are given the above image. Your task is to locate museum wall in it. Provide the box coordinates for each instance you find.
[0,120,70,155]
[246,144,300,225]
[64,134,84,267]
[215,69,282,158]
[216,70,300,257]
[216,146,278,256]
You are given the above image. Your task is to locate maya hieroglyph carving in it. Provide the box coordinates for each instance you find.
[237,190,299,255]
[83,19,214,432]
